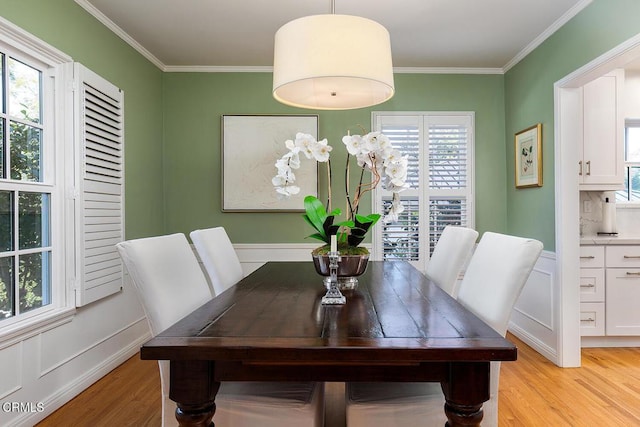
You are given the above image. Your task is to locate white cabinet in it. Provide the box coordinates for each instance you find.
[580,246,605,335]
[579,69,624,190]
[580,303,606,336]
[581,244,640,337]
[605,246,640,335]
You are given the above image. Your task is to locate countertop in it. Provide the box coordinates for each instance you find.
[580,234,640,245]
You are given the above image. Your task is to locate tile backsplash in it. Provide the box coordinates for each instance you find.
[580,191,640,236]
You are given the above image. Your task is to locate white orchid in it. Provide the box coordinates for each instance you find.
[272,174,288,187]
[342,134,367,156]
[383,192,405,223]
[273,128,410,240]
[293,132,316,159]
[383,149,403,165]
[311,138,332,162]
[385,157,409,186]
[275,185,300,197]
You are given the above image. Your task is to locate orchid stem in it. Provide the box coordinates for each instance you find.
[326,159,332,212]
[345,152,356,220]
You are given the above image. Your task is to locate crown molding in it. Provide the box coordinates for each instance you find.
[164,65,274,73]
[74,0,166,70]
[503,0,593,73]
[164,65,505,74]
[75,0,593,75]
[393,67,504,75]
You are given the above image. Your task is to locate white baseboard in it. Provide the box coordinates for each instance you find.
[581,336,640,347]
[11,332,150,426]
[508,323,559,364]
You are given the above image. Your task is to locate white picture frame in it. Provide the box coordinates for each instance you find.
[222,114,319,211]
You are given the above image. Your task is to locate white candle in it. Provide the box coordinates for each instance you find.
[330,234,337,253]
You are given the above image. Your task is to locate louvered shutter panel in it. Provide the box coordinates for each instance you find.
[381,198,420,260]
[379,120,422,262]
[74,64,124,306]
[427,121,471,255]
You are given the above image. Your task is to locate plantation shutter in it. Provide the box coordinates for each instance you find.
[373,113,474,272]
[374,117,424,267]
[427,118,472,255]
[73,63,124,306]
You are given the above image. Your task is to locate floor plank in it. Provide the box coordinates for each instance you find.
[36,334,640,426]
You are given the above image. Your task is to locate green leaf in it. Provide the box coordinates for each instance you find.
[328,208,342,217]
[335,220,355,228]
[303,195,328,237]
[323,216,339,240]
[347,214,381,247]
[302,214,317,232]
[355,213,381,227]
[306,232,327,242]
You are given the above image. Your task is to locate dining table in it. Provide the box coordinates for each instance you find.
[140,260,517,427]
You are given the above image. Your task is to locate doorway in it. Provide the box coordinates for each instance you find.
[555,32,640,367]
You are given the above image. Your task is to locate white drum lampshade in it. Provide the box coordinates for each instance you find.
[273,14,395,110]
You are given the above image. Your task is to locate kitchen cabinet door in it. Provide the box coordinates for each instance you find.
[605,268,640,335]
[580,69,624,189]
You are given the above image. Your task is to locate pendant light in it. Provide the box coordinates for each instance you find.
[272,0,394,110]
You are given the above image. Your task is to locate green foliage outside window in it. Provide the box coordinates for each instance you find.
[0,56,49,320]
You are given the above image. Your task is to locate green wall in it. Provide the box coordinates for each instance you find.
[505,0,640,250]
[0,0,165,239]
[162,72,507,243]
[10,1,634,249]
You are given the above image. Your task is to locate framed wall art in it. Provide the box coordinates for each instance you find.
[514,123,543,188]
[221,114,318,211]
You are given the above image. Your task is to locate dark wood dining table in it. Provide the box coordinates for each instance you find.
[140,261,517,427]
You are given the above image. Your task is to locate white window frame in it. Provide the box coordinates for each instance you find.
[618,118,640,204]
[371,111,475,272]
[0,17,75,340]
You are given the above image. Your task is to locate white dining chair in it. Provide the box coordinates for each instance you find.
[425,226,478,298]
[116,233,324,427]
[345,231,543,427]
[190,227,244,295]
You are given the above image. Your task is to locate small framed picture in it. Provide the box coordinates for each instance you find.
[514,123,542,188]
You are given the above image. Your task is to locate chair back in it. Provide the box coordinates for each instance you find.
[190,227,244,296]
[457,231,543,336]
[425,226,478,297]
[116,233,213,336]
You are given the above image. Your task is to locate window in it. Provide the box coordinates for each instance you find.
[372,112,474,271]
[617,119,640,202]
[0,18,124,334]
[0,50,53,321]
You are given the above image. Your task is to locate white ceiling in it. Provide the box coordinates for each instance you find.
[77,0,592,72]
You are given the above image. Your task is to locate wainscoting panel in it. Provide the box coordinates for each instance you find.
[233,243,371,276]
[0,341,22,400]
[234,243,320,276]
[509,251,559,364]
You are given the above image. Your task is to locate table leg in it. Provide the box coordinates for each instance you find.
[176,402,216,427]
[443,402,483,426]
[441,362,490,427]
[170,360,220,427]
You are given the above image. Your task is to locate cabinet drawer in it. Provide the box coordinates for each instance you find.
[580,302,605,336]
[579,268,605,302]
[580,246,604,268]
[605,268,640,335]
[606,246,640,268]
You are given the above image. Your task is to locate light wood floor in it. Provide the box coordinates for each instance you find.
[36,334,640,427]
